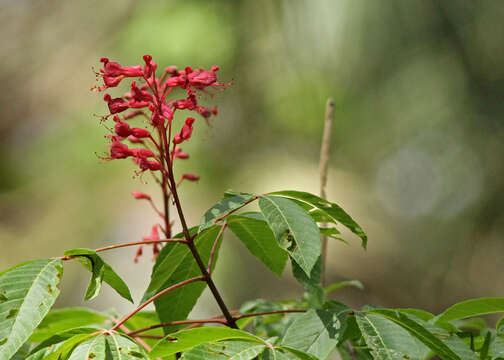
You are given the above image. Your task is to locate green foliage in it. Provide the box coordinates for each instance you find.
[200,194,256,232]
[259,195,321,276]
[227,213,288,276]
[63,248,133,303]
[144,226,222,333]
[0,259,63,360]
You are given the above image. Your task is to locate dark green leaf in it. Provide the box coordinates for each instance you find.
[28,307,106,342]
[200,194,256,232]
[29,327,98,355]
[259,196,321,275]
[150,327,265,358]
[277,346,320,360]
[291,258,324,308]
[144,226,221,333]
[42,333,97,360]
[227,214,288,276]
[480,331,491,360]
[64,248,133,303]
[65,333,149,360]
[267,190,367,249]
[0,259,63,360]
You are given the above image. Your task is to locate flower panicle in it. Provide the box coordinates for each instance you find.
[94,54,230,263]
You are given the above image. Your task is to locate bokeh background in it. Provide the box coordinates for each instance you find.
[1,0,503,320]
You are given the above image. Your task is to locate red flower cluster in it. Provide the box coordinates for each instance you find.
[95,54,229,262]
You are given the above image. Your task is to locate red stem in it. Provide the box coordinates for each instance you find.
[110,276,204,331]
[207,222,227,273]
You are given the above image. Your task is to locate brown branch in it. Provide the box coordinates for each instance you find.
[207,222,227,273]
[319,98,335,287]
[110,276,204,331]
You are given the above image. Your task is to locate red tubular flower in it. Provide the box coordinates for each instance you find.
[109,141,133,159]
[123,110,145,120]
[173,146,189,159]
[114,118,133,137]
[127,135,143,144]
[131,148,154,158]
[138,157,162,172]
[182,173,200,182]
[132,191,151,200]
[104,94,129,114]
[173,117,195,144]
[100,58,143,89]
[142,54,157,78]
[131,128,151,138]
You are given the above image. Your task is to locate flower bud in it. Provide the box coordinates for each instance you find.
[132,191,151,200]
[182,173,200,182]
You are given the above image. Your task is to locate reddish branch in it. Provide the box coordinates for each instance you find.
[207,222,227,273]
[126,309,307,336]
[110,276,204,331]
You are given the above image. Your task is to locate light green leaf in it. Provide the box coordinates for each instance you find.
[182,339,267,359]
[64,248,133,303]
[281,306,349,359]
[356,313,429,360]
[395,308,434,322]
[0,259,63,360]
[29,307,107,342]
[66,333,149,360]
[267,190,367,249]
[436,298,504,324]
[42,333,97,360]
[227,214,288,276]
[150,327,265,358]
[29,327,98,355]
[143,226,221,334]
[325,280,364,295]
[277,346,320,360]
[200,194,256,232]
[369,309,477,360]
[259,196,321,275]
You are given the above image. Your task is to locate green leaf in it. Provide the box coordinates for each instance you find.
[325,280,364,295]
[281,306,349,359]
[182,339,267,359]
[227,214,288,277]
[0,259,63,360]
[200,194,256,232]
[28,307,107,342]
[144,226,221,333]
[150,327,265,358]
[369,308,476,360]
[319,227,346,243]
[64,248,133,303]
[291,258,324,308]
[497,316,504,336]
[436,298,504,324]
[480,331,491,360]
[356,313,429,360]
[29,327,98,355]
[277,346,320,360]
[42,333,97,360]
[395,308,434,322]
[267,190,367,249]
[66,333,149,360]
[258,196,321,275]
[123,311,163,348]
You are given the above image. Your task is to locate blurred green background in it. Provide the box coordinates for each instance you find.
[1,0,503,319]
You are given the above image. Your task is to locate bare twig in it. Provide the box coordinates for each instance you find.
[319,98,335,287]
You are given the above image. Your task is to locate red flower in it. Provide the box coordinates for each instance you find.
[114,118,133,137]
[104,94,129,114]
[100,58,143,89]
[182,173,200,182]
[173,117,195,144]
[173,146,189,159]
[132,191,151,200]
[109,141,133,159]
[131,128,151,138]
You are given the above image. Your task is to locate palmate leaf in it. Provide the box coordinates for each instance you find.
[181,339,267,359]
[150,327,266,358]
[281,305,350,359]
[355,313,429,360]
[0,259,63,360]
[267,190,367,249]
[64,333,149,360]
[200,193,257,232]
[28,307,107,342]
[227,213,288,277]
[63,248,133,303]
[143,226,222,334]
[29,327,98,355]
[258,196,321,276]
